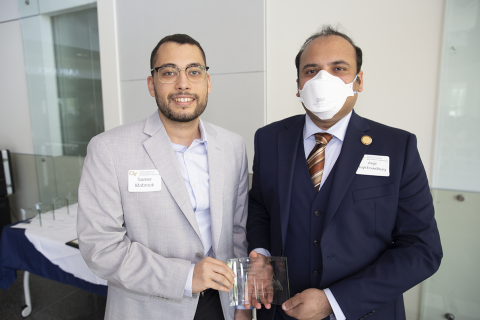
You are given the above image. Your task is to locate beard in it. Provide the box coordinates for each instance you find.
[154,88,208,123]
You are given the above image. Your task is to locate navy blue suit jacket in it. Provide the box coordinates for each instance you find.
[247,111,442,320]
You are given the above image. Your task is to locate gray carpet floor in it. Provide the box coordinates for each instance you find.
[0,270,106,320]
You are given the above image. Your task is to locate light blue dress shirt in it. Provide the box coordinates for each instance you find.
[255,111,352,320]
[169,120,212,297]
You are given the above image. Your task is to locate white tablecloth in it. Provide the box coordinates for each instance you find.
[11,204,107,286]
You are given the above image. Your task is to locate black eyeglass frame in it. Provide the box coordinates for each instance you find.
[150,65,210,83]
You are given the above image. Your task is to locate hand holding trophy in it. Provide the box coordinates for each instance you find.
[244,251,274,309]
[227,251,289,309]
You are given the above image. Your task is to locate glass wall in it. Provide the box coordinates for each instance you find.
[421,1,480,319]
[17,0,103,203]
[52,8,104,157]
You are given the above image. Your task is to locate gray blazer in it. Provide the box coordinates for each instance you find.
[77,111,249,320]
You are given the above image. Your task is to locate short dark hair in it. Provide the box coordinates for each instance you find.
[295,25,363,78]
[150,34,206,74]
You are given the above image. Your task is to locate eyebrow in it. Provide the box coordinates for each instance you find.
[156,62,203,69]
[329,60,351,67]
[302,63,319,71]
[302,60,351,71]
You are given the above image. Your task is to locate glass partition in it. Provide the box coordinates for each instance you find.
[17,1,102,204]
[52,8,104,157]
[421,1,480,319]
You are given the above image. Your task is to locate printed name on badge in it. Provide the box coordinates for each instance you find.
[356,155,390,177]
[128,170,162,192]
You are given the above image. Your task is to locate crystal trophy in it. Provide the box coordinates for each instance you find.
[227,256,290,307]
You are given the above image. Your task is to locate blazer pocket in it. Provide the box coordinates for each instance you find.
[353,184,396,201]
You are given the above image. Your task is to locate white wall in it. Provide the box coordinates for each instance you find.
[266,0,445,183]
[0,4,34,154]
[0,0,19,22]
[113,0,266,172]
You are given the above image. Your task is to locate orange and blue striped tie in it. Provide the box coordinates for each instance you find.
[307,133,333,192]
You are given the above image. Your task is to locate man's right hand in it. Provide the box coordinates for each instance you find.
[192,257,236,293]
[244,251,273,310]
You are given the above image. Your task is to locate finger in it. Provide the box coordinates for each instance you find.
[258,280,271,308]
[214,265,235,285]
[282,294,302,311]
[252,277,262,309]
[210,272,234,290]
[260,283,272,309]
[244,277,259,309]
[209,262,235,284]
[210,259,236,279]
[249,250,258,258]
[266,283,274,307]
[210,280,231,293]
[244,274,250,308]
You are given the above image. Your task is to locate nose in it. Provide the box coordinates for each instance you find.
[175,69,190,91]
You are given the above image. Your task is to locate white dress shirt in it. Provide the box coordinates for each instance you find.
[255,111,352,320]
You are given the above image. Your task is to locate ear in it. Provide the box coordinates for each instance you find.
[147,76,155,97]
[207,73,211,94]
[296,78,300,97]
[356,71,364,93]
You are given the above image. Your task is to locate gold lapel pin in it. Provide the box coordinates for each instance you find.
[361,135,372,145]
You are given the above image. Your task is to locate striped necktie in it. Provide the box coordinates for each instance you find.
[307,133,333,192]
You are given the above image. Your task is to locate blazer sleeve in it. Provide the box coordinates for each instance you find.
[233,137,249,259]
[77,135,191,301]
[247,130,272,253]
[329,133,443,320]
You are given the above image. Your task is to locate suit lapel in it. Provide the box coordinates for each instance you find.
[142,112,202,242]
[323,111,371,231]
[278,116,305,250]
[203,122,224,256]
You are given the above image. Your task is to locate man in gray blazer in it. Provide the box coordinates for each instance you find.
[77,34,251,320]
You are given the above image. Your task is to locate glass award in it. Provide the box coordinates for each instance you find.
[227,256,290,307]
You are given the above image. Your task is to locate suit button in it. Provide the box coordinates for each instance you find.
[314,211,321,217]
[313,240,319,246]
[196,253,203,260]
[279,250,283,256]
[312,270,318,276]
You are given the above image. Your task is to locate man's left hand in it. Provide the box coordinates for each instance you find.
[234,308,252,320]
[282,288,333,320]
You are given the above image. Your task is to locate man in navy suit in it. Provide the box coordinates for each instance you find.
[246,26,442,320]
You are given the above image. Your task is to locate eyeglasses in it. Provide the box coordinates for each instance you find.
[150,65,209,83]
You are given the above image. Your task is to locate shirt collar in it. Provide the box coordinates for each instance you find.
[171,119,208,152]
[303,111,353,142]
[197,119,208,145]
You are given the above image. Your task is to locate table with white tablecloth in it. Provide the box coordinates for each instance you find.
[0,204,107,317]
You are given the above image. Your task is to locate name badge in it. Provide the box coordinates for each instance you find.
[128,170,162,192]
[356,155,389,177]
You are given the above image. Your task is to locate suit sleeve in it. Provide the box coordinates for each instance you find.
[77,136,191,301]
[247,130,272,253]
[233,138,249,259]
[329,134,443,320]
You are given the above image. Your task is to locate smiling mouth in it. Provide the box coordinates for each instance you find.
[173,97,194,102]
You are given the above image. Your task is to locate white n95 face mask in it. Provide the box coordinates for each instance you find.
[299,70,358,120]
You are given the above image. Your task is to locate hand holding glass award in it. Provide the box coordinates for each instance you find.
[227,252,290,308]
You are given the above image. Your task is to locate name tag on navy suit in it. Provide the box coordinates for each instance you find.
[128,170,162,192]
[356,155,390,177]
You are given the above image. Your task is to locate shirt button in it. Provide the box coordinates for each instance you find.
[312,270,318,276]
[313,240,319,246]
[193,183,196,188]
[314,211,321,217]
[196,253,203,260]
